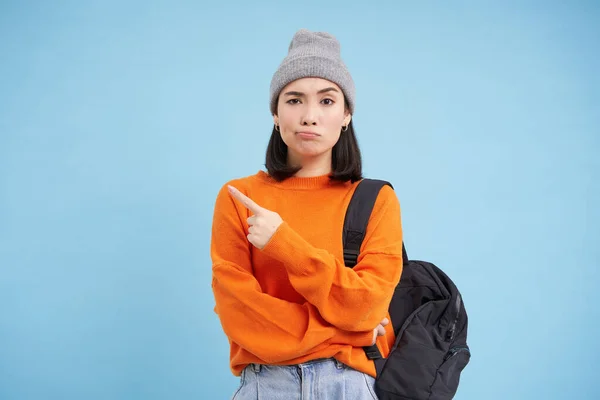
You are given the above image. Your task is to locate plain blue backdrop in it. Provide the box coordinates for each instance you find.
[1,1,598,399]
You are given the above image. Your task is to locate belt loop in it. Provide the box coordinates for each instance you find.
[334,359,344,370]
[252,363,261,373]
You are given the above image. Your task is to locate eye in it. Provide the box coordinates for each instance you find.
[321,98,334,105]
[286,99,301,105]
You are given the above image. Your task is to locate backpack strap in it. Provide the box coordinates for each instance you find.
[342,178,407,361]
[343,178,407,266]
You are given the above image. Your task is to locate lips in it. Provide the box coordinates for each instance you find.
[296,131,319,139]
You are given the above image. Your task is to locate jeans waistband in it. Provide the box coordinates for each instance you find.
[249,357,344,373]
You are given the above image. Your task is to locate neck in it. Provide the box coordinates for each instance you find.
[288,152,332,177]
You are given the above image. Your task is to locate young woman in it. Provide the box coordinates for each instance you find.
[210,28,404,399]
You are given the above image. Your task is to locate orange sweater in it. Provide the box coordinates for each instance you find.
[210,170,404,377]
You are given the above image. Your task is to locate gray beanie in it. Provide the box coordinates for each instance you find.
[269,29,355,115]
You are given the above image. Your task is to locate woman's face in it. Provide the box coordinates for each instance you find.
[274,77,352,165]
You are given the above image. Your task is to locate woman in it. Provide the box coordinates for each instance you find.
[210,28,404,399]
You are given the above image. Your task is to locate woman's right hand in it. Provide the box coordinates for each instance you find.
[371,317,389,345]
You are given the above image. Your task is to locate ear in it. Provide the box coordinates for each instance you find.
[273,115,279,125]
[343,111,352,127]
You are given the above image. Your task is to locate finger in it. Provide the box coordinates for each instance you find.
[377,324,386,336]
[247,215,257,226]
[248,225,258,235]
[380,317,389,326]
[228,185,263,214]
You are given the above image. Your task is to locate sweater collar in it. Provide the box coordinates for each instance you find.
[255,170,346,190]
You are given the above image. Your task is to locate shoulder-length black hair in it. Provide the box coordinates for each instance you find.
[265,120,363,183]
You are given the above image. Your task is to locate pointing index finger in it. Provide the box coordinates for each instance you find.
[227,185,263,214]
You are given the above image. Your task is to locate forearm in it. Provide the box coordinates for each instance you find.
[212,262,374,363]
[262,224,403,331]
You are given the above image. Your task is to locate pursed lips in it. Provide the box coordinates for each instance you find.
[296,131,320,138]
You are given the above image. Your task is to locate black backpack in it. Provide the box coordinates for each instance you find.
[343,178,471,400]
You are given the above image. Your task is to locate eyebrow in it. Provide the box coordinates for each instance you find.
[283,87,340,97]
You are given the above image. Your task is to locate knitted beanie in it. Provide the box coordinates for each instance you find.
[269,29,355,115]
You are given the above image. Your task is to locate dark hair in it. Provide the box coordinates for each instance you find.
[264,120,363,183]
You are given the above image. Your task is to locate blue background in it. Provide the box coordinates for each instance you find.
[1,1,598,399]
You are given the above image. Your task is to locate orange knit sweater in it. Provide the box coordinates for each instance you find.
[210,170,404,377]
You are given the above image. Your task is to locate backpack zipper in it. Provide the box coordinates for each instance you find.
[445,294,462,341]
[443,346,470,362]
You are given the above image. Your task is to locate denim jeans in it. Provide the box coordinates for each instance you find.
[231,358,378,400]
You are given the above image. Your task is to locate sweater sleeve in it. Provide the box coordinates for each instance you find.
[210,184,374,364]
[261,185,404,332]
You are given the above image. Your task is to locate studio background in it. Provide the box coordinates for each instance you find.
[1,1,598,399]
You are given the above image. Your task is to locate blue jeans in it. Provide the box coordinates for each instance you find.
[231,358,379,400]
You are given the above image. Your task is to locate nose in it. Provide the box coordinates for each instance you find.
[301,105,318,126]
